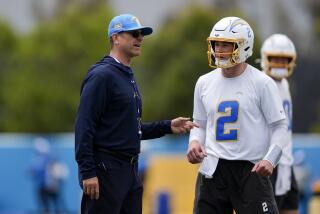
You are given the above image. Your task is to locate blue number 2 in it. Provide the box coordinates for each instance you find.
[283,100,292,130]
[216,101,239,141]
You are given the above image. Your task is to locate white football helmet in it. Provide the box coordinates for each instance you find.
[207,17,254,68]
[261,34,296,79]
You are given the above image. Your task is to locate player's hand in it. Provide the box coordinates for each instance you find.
[171,117,199,134]
[251,160,273,177]
[83,176,99,200]
[187,141,207,164]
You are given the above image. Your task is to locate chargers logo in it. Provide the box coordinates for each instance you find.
[114,22,122,29]
[229,19,247,32]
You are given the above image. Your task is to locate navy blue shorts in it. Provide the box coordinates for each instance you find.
[194,159,279,214]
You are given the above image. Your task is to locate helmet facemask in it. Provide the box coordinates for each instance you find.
[263,53,296,80]
[260,34,297,80]
[207,38,243,68]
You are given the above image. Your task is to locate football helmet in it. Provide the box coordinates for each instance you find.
[261,34,296,79]
[207,17,254,68]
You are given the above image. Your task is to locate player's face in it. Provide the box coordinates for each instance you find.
[267,56,291,81]
[117,30,144,57]
[214,41,234,59]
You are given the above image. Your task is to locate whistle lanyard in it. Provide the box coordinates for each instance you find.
[129,73,142,139]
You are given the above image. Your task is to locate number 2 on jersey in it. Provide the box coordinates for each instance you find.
[283,100,292,130]
[216,101,239,141]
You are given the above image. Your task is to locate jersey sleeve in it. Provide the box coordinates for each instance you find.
[260,79,286,124]
[283,78,293,129]
[193,77,207,121]
[189,119,206,146]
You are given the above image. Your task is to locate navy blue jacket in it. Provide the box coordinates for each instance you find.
[75,56,172,180]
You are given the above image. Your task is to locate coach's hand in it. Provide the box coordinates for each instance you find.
[251,160,274,177]
[83,176,99,200]
[187,141,207,164]
[171,117,199,134]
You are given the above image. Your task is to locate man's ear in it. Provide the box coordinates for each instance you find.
[112,34,119,45]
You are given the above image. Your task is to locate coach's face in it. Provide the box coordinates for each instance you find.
[117,30,144,58]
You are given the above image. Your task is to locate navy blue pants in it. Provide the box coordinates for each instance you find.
[81,154,143,214]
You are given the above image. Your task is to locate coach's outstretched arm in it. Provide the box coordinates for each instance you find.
[171,117,199,134]
[141,117,198,140]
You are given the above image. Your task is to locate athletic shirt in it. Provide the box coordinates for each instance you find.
[193,64,286,174]
[276,78,293,165]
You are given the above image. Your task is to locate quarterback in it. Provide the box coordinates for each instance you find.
[187,17,287,214]
[261,34,299,214]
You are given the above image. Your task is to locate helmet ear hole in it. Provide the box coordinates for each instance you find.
[211,53,215,62]
[210,41,215,50]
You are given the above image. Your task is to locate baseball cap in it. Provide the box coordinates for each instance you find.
[108,14,153,38]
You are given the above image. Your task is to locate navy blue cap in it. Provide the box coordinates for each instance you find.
[108,14,153,38]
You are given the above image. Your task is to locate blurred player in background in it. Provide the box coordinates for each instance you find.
[187,17,288,214]
[261,34,299,214]
[29,137,69,214]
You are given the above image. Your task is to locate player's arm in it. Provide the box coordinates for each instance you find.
[187,77,207,164]
[252,119,288,176]
[264,119,288,166]
[187,119,207,164]
[252,79,288,176]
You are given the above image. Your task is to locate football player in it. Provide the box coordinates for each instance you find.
[261,34,299,214]
[187,17,287,214]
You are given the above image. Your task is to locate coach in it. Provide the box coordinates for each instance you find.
[75,14,197,214]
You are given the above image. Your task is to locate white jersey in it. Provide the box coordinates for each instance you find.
[192,65,286,176]
[276,78,293,166]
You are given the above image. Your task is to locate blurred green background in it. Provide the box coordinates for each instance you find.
[0,0,319,132]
